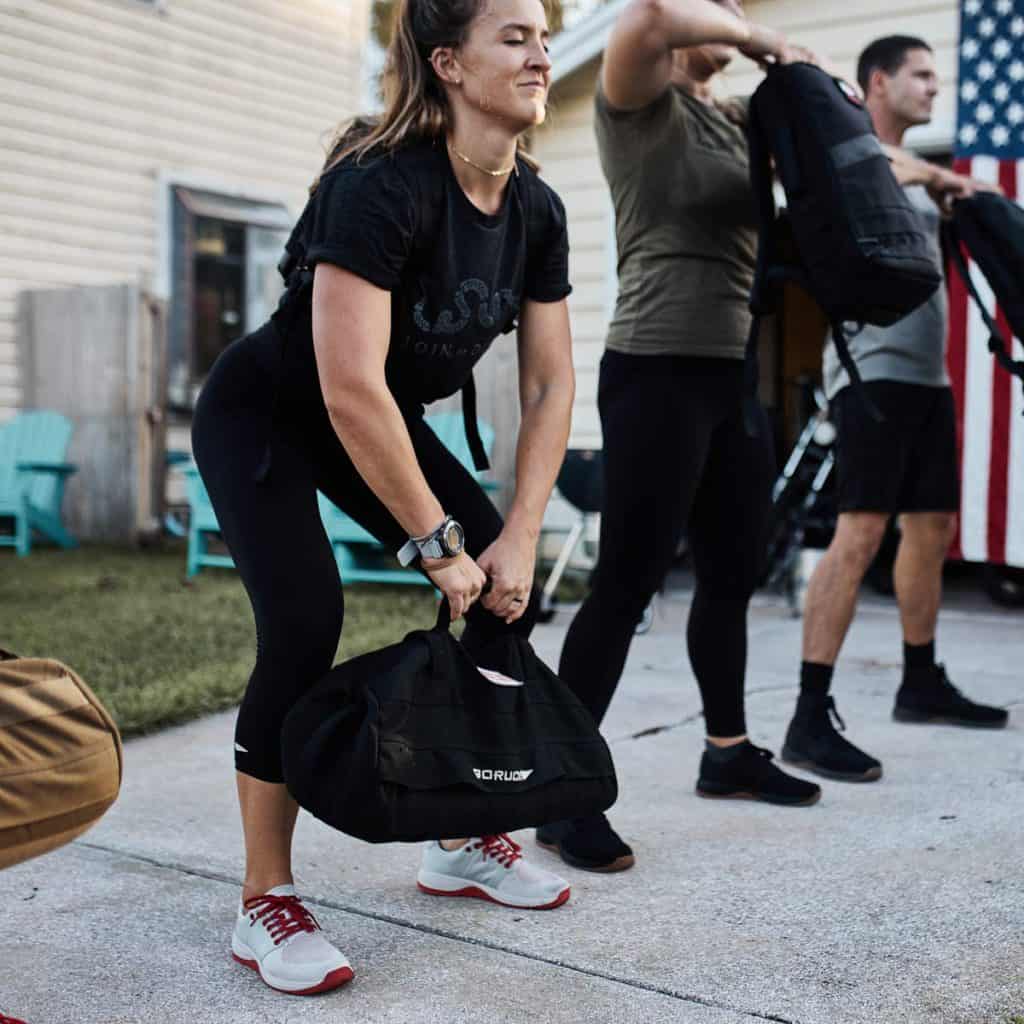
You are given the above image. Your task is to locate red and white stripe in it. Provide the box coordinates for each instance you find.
[947,156,1024,568]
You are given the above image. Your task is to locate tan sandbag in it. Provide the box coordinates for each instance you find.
[0,649,123,869]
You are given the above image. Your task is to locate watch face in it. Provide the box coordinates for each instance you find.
[443,521,465,555]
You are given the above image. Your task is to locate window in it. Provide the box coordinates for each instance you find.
[167,188,291,410]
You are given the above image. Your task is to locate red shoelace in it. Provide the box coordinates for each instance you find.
[242,893,320,946]
[473,833,523,867]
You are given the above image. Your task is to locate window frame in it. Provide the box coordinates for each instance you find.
[154,172,294,412]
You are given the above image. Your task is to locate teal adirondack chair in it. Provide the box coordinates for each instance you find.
[183,464,235,577]
[318,411,497,584]
[0,411,78,557]
[184,412,497,581]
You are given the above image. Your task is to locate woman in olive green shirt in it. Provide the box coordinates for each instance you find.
[541,0,823,873]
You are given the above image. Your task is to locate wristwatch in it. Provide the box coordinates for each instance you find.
[397,515,465,567]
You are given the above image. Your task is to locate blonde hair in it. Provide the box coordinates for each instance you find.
[312,0,539,192]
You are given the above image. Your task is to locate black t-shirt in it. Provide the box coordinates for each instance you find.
[272,140,572,412]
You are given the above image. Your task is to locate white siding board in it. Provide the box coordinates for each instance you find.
[0,216,154,258]
[0,39,347,139]
[0,193,155,237]
[0,77,334,175]
[752,0,952,31]
[0,148,152,198]
[10,1,361,87]
[0,17,359,126]
[0,173,154,226]
[0,258,143,288]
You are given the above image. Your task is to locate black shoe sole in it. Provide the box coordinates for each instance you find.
[781,745,883,783]
[535,838,636,873]
[892,707,1009,729]
[694,782,821,806]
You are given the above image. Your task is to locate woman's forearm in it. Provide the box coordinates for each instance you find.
[326,383,446,539]
[503,381,574,542]
[637,0,751,52]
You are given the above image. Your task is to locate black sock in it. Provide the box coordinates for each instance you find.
[704,739,750,763]
[903,640,935,675]
[800,661,834,697]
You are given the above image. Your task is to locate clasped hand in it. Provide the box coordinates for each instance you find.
[423,530,535,624]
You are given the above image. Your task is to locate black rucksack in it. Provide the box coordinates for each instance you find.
[280,599,617,843]
[745,62,943,422]
[943,191,1024,401]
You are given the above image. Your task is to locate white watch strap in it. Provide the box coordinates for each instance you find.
[397,538,420,567]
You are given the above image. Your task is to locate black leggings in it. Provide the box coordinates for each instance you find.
[192,323,538,783]
[558,351,774,737]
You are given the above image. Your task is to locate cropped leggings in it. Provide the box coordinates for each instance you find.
[192,323,538,783]
[558,351,775,737]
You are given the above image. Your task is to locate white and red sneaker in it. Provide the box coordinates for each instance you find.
[231,884,353,995]
[417,834,570,909]
[0,1013,28,1024]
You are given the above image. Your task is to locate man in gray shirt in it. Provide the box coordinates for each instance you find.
[781,35,1009,784]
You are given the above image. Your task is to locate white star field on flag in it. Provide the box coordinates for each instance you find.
[956,0,1024,155]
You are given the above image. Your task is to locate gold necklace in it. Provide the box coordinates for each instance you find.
[448,144,517,177]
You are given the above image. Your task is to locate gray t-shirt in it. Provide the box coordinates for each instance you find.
[823,184,949,398]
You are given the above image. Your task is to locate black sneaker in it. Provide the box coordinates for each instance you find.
[894,664,1009,729]
[782,695,883,782]
[535,813,635,873]
[696,741,821,806]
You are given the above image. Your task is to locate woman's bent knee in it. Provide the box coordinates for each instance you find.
[255,600,343,685]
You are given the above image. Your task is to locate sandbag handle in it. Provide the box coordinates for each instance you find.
[432,596,453,633]
[421,598,456,682]
[431,582,494,633]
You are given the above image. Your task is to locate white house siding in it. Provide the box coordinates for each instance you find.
[535,0,958,451]
[726,0,959,150]
[0,0,369,422]
[531,69,614,449]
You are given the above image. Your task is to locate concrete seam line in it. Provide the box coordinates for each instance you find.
[75,839,799,1024]
[611,684,799,744]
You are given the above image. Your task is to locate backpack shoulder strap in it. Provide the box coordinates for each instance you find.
[460,372,490,473]
[943,218,1024,396]
[457,156,539,474]
[742,91,779,434]
[830,320,883,421]
[746,89,779,319]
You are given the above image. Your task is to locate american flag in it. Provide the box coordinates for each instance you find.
[948,0,1024,567]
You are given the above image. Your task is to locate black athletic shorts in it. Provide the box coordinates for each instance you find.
[831,381,959,514]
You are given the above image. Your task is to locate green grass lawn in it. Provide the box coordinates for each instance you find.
[1,544,439,738]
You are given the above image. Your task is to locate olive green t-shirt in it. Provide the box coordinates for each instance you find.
[595,82,758,359]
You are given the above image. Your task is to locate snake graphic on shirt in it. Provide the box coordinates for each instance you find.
[413,279,519,338]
